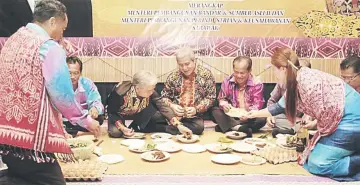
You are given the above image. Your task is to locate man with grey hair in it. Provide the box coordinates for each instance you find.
[0,0,100,184]
[106,70,178,137]
[161,47,216,136]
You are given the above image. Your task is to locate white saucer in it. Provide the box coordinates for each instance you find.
[211,154,242,165]
[182,144,206,153]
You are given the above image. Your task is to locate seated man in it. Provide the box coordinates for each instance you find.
[211,56,266,137]
[161,47,216,135]
[106,70,188,138]
[63,56,105,136]
[266,59,317,137]
[340,55,360,93]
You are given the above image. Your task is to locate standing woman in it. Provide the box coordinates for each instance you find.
[247,47,360,181]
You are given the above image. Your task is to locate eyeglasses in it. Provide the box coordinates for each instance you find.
[341,72,360,82]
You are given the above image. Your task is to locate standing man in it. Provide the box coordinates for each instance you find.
[0,1,100,184]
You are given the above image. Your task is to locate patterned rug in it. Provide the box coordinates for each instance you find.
[69,174,341,185]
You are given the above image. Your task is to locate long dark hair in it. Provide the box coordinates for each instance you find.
[271,47,300,124]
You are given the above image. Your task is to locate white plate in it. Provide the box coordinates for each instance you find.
[141,151,171,162]
[151,133,172,139]
[211,154,242,165]
[240,155,266,165]
[156,142,182,153]
[230,142,257,153]
[152,138,172,144]
[98,154,124,164]
[276,138,296,150]
[120,139,145,147]
[225,131,247,140]
[254,142,276,149]
[243,138,266,145]
[308,130,317,135]
[123,132,145,139]
[75,135,95,141]
[176,134,199,143]
[128,144,155,153]
[182,144,206,153]
[205,143,232,153]
[225,108,247,118]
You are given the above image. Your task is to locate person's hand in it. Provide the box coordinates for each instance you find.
[185,107,196,117]
[239,116,248,121]
[89,107,99,119]
[246,110,258,119]
[64,132,73,139]
[302,120,317,130]
[171,104,184,117]
[121,126,135,137]
[177,125,192,137]
[266,117,275,128]
[223,104,232,113]
[87,119,101,138]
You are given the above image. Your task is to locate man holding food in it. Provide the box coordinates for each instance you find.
[211,56,266,137]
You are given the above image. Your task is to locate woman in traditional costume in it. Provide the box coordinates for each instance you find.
[248,47,360,181]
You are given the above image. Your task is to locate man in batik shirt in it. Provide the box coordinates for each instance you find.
[161,47,216,135]
[211,56,266,137]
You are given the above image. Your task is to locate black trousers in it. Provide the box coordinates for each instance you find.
[211,107,266,133]
[64,115,104,137]
[1,153,66,185]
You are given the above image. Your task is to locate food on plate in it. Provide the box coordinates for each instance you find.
[258,133,270,139]
[255,142,267,148]
[245,138,264,145]
[285,135,297,147]
[217,137,233,143]
[133,143,156,152]
[151,151,166,160]
[69,142,88,148]
[154,135,162,138]
[214,144,232,152]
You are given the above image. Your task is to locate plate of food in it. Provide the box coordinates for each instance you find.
[123,132,146,139]
[276,135,297,150]
[128,143,157,153]
[156,142,182,153]
[151,133,173,139]
[230,142,257,153]
[98,154,124,164]
[205,143,232,153]
[176,134,199,143]
[240,154,266,165]
[120,139,145,147]
[225,108,248,118]
[217,137,234,144]
[244,138,266,145]
[182,144,206,153]
[254,142,276,149]
[225,131,247,140]
[141,151,170,162]
[211,154,242,165]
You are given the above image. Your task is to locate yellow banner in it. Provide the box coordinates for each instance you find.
[92,0,329,37]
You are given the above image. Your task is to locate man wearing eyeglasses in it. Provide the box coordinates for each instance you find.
[63,56,105,137]
[340,55,360,93]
